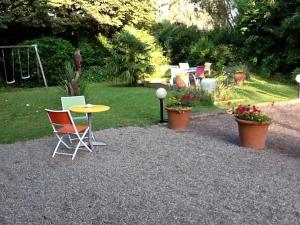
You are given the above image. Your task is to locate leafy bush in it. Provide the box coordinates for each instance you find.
[105,26,168,85]
[77,40,110,68]
[188,38,236,72]
[188,37,214,65]
[154,21,202,64]
[22,37,75,85]
[81,66,108,82]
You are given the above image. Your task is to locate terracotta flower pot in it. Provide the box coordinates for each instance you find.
[165,107,192,130]
[234,72,246,85]
[175,76,188,88]
[236,118,271,149]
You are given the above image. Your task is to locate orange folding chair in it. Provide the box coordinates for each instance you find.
[45,109,92,160]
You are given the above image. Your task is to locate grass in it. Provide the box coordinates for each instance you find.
[0,77,297,143]
[215,75,297,106]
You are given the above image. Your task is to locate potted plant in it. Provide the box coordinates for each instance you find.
[175,73,189,88]
[165,89,196,130]
[233,64,248,85]
[232,104,272,149]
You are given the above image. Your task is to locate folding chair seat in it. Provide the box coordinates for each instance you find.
[61,96,95,143]
[45,109,92,160]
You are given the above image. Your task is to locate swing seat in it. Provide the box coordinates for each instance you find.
[21,75,30,79]
[6,80,15,84]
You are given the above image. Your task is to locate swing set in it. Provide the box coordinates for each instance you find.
[0,44,48,87]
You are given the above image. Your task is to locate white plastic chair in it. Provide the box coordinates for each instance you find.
[45,109,92,160]
[169,65,181,86]
[204,62,212,76]
[179,63,190,70]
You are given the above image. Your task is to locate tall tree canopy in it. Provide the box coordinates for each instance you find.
[191,0,236,27]
[0,0,156,44]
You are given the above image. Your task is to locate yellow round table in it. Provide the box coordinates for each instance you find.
[69,105,110,149]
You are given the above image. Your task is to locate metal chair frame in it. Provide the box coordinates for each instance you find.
[46,109,92,160]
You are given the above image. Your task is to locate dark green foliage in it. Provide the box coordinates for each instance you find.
[77,41,109,68]
[81,66,108,83]
[188,37,236,71]
[155,21,238,71]
[154,21,202,64]
[235,0,300,76]
[22,37,75,85]
[0,0,156,43]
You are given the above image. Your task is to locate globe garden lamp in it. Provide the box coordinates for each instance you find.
[295,74,300,98]
[155,88,167,123]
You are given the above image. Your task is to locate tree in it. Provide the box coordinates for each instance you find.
[191,0,236,27]
[235,0,300,75]
[0,0,156,44]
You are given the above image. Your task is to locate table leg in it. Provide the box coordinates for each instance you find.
[87,113,106,150]
[87,113,94,150]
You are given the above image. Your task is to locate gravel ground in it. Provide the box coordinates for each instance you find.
[0,104,300,225]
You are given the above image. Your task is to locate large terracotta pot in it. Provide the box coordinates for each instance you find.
[234,72,246,85]
[165,107,192,130]
[236,118,271,149]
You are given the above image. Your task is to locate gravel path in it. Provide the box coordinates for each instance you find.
[0,104,300,225]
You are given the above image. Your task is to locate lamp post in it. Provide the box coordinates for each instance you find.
[296,74,300,98]
[155,88,167,123]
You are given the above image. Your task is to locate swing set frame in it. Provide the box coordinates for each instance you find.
[0,44,48,87]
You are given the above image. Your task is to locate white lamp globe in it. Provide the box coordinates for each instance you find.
[156,88,167,99]
[295,74,300,83]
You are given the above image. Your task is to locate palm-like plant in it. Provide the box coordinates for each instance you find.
[105,27,154,86]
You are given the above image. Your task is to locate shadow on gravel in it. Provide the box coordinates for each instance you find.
[190,110,300,159]
[267,132,300,158]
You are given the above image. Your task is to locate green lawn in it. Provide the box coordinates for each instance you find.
[0,78,297,143]
[232,76,297,104]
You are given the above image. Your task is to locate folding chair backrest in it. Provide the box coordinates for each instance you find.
[61,96,87,122]
[179,63,189,70]
[204,62,212,70]
[61,96,86,110]
[195,66,205,78]
[46,109,73,126]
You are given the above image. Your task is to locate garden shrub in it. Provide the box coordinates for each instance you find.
[187,37,214,66]
[22,37,75,85]
[77,40,110,68]
[188,38,235,72]
[81,66,108,82]
[154,21,202,64]
[105,26,168,85]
